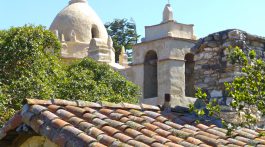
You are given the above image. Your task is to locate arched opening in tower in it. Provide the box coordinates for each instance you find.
[144,50,158,99]
[185,53,195,97]
[91,25,99,38]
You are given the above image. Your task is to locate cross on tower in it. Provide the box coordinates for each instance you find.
[168,0,170,4]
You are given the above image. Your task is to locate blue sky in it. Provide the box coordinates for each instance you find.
[0,0,265,39]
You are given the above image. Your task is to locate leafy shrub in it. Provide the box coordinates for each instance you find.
[58,58,140,103]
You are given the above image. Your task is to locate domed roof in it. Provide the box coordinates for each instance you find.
[50,0,108,43]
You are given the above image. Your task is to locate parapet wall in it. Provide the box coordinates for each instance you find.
[192,29,265,104]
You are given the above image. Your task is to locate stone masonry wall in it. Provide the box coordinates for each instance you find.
[192,29,265,104]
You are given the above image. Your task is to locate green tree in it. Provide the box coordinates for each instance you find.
[58,58,140,104]
[0,25,140,127]
[0,25,63,126]
[105,18,140,62]
[190,46,265,134]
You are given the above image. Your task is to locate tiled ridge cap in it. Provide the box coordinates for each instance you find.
[25,98,161,111]
[0,111,22,140]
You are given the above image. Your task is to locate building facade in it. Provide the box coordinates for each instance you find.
[49,0,265,107]
[126,4,197,106]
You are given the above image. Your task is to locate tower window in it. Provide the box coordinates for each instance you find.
[144,50,158,99]
[185,53,195,97]
[91,25,99,38]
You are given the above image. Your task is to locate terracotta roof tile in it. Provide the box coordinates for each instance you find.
[26,99,52,105]
[1,98,263,147]
[110,112,125,120]
[99,108,113,115]
[217,138,229,145]
[72,133,97,146]
[76,100,101,108]
[150,142,166,147]
[197,130,219,139]
[127,139,149,147]
[234,136,250,143]
[206,128,227,139]
[144,111,161,118]
[116,109,132,116]
[241,128,259,136]
[87,127,104,137]
[156,116,169,123]
[65,105,87,117]
[179,140,197,146]
[153,121,172,131]
[141,128,157,137]
[235,129,257,139]
[184,124,200,131]
[195,134,220,146]
[123,103,142,110]
[144,123,159,131]
[186,136,203,145]
[93,112,108,120]
[165,142,183,147]
[83,107,97,113]
[40,110,59,122]
[90,142,107,147]
[51,99,77,106]
[29,116,45,133]
[165,121,184,130]
[152,135,170,144]
[47,105,63,113]
[77,122,94,132]
[167,135,184,143]
[255,138,265,145]
[227,138,246,146]
[55,109,75,120]
[196,123,210,131]
[130,109,146,117]
[135,134,157,145]
[155,128,172,137]
[141,103,160,111]
[21,111,35,125]
[170,128,192,139]
[96,134,116,145]
[83,113,98,122]
[113,132,133,143]
[199,143,212,147]
[91,118,108,128]
[111,140,132,147]
[101,126,120,136]
[30,105,48,115]
[124,128,142,138]
[181,128,198,135]
[128,115,146,123]
[51,118,70,129]
[142,115,156,123]
[52,131,68,146]
[101,101,123,108]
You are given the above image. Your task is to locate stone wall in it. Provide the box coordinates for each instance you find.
[192,29,265,104]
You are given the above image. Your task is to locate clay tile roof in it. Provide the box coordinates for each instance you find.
[1,98,265,147]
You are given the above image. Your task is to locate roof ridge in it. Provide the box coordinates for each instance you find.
[25,98,161,111]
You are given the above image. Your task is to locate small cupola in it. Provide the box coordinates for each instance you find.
[163,4,174,23]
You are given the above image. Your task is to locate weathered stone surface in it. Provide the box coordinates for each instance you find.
[228,30,245,40]
[192,29,265,102]
[210,90,222,98]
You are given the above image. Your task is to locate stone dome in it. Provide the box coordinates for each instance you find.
[50,0,108,43]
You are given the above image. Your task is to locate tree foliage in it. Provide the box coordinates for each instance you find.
[190,46,265,134]
[225,47,265,128]
[105,18,139,62]
[0,25,63,110]
[58,58,140,103]
[0,25,140,126]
